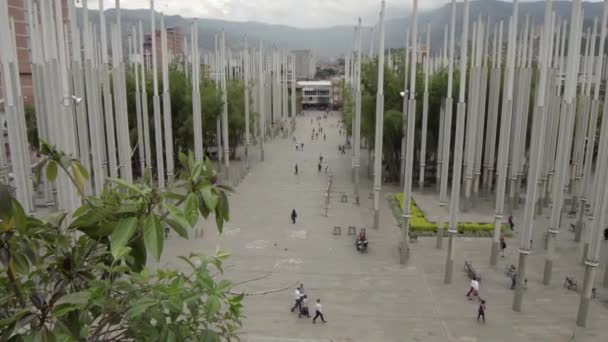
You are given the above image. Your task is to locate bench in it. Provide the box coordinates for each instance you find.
[333,226,342,235]
[464,260,481,282]
[347,226,357,235]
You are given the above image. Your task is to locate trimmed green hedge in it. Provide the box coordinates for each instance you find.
[395,193,502,234]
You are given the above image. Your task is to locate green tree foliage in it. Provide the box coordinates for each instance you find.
[342,56,462,181]
[125,67,250,173]
[0,142,243,341]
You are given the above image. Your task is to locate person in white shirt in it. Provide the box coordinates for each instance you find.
[290,288,302,312]
[466,278,480,300]
[312,299,326,324]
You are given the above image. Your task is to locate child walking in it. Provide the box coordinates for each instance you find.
[477,300,486,323]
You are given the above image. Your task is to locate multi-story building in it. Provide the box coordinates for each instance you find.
[0,0,68,106]
[298,80,332,109]
[143,27,184,68]
[293,49,316,80]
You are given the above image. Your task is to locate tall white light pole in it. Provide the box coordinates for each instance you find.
[192,20,203,161]
[139,21,152,173]
[244,37,250,167]
[161,14,175,184]
[419,22,430,191]
[259,40,265,161]
[151,0,165,188]
[512,0,553,312]
[400,0,418,264]
[576,1,608,325]
[543,0,583,286]
[372,1,386,230]
[354,18,363,205]
[490,2,519,266]
[436,0,457,250]
[221,31,230,168]
[444,0,469,284]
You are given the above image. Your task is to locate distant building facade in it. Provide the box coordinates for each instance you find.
[143,27,183,68]
[298,80,331,109]
[0,0,69,106]
[293,49,316,80]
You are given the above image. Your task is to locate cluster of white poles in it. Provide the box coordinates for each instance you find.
[344,0,608,326]
[0,0,296,213]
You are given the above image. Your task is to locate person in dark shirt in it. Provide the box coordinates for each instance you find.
[477,300,486,322]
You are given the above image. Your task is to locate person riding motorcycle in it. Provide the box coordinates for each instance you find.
[356,232,368,251]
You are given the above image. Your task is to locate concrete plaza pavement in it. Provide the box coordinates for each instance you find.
[158,111,607,342]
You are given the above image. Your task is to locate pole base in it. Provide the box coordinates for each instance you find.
[490,241,499,266]
[542,259,553,285]
[512,251,528,312]
[436,228,444,249]
[373,209,380,230]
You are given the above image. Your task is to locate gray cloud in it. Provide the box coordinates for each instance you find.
[81,0,603,28]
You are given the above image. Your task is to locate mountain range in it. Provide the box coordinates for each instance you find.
[77,0,603,59]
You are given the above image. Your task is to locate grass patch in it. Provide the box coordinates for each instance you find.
[394,193,509,236]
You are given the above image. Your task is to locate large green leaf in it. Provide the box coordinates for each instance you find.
[166,219,188,239]
[46,160,58,182]
[143,215,164,261]
[201,186,219,212]
[201,330,221,342]
[217,191,230,221]
[11,198,27,233]
[110,217,138,259]
[164,204,190,239]
[205,295,220,318]
[126,237,147,272]
[54,291,91,306]
[184,193,199,226]
[107,177,144,195]
[126,297,157,319]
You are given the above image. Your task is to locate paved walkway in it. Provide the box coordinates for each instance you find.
[159,110,607,342]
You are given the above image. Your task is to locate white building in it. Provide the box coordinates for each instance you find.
[293,50,316,80]
[298,80,332,109]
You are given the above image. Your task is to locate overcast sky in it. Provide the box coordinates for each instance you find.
[81,0,603,28]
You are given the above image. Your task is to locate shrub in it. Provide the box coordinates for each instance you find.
[395,193,506,235]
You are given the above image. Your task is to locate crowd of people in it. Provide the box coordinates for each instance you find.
[290,284,327,324]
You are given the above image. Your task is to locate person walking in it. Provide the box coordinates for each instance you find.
[291,209,298,224]
[290,287,302,313]
[508,215,514,231]
[466,277,480,300]
[312,299,326,324]
[477,300,486,323]
[510,271,517,290]
[298,295,310,318]
[319,154,323,164]
[294,164,298,175]
[323,134,326,141]
[500,235,507,258]
[301,143,304,150]
[318,163,322,174]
